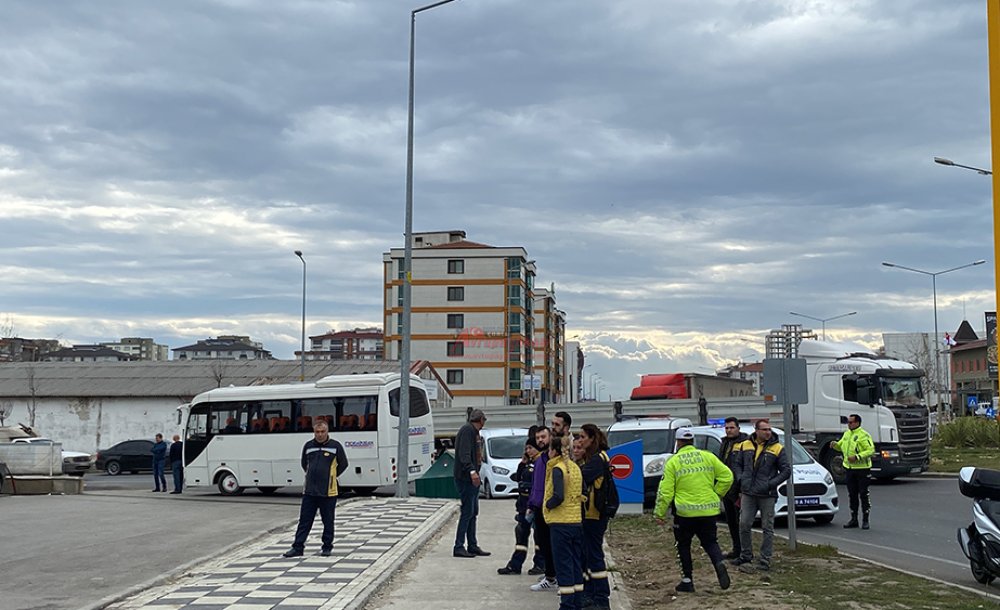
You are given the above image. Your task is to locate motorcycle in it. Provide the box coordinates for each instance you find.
[957,466,1000,585]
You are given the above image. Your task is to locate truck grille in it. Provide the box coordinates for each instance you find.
[893,407,929,462]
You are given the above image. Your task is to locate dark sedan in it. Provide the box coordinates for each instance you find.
[95,439,171,476]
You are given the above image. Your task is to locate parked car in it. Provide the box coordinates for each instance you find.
[9,437,94,476]
[478,427,530,499]
[96,439,171,476]
[689,423,839,524]
[607,416,694,503]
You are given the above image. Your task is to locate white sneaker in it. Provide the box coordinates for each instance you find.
[530,578,557,592]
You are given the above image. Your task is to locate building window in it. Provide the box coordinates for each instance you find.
[507,284,521,306]
[506,257,521,279]
[508,311,521,333]
[447,287,465,301]
[397,285,403,306]
[447,369,464,385]
[447,314,464,329]
[509,367,522,390]
[447,259,465,274]
[447,341,464,357]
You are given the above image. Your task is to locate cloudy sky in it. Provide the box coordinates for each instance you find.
[1,0,996,401]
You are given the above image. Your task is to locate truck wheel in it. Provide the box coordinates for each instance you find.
[821,450,846,485]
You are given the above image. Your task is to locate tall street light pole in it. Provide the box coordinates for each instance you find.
[294,250,306,382]
[788,311,857,341]
[882,260,987,408]
[934,157,993,176]
[398,0,461,500]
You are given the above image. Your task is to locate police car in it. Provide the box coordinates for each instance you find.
[607,416,694,504]
[689,422,839,524]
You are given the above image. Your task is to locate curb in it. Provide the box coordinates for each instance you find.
[76,496,364,610]
[343,499,459,610]
[604,546,634,610]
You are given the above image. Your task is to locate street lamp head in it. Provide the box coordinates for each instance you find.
[934,157,955,167]
[974,260,987,266]
[294,250,304,258]
[881,262,895,268]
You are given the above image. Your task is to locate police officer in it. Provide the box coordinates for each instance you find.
[653,428,733,593]
[498,430,544,574]
[830,413,875,529]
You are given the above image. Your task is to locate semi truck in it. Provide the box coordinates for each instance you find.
[793,340,931,482]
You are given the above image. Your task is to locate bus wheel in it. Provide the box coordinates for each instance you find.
[217,472,243,496]
[258,487,279,495]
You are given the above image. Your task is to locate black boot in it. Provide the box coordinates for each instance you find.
[862,512,870,530]
[843,513,859,529]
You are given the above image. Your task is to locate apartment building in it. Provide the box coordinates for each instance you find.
[299,327,385,361]
[173,336,273,361]
[383,230,565,408]
[101,337,170,361]
[42,345,134,362]
[532,287,566,404]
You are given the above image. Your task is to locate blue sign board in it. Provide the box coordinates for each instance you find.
[607,439,644,509]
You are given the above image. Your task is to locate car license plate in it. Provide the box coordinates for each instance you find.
[408,465,422,474]
[910,467,921,474]
[794,497,820,507]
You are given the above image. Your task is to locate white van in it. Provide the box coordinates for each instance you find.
[607,416,693,503]
[478,427,531,499]
[689,423,839,524]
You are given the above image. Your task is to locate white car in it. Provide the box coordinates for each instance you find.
[689,424,839,524]
[10,437,95,476]
[478,427,531,499]
[606,416,694,503]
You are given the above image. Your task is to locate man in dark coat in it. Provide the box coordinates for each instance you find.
[717,417,749,559]
[283,419,348,558]
[453,409,490,558]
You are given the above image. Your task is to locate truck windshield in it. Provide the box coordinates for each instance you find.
[879,377,923,407]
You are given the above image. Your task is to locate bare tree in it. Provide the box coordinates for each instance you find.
[25,363,38,427]
[0,401,12,426]
[210,359,229,388]
[0,314,14,338]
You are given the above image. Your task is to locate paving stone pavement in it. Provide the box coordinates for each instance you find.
[105,497,458,610]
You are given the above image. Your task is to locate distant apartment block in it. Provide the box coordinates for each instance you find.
[298,327,385,361]
[100,337,170,361]
[383,230,566,408]
[0,338,62,362]
[173,335,273,361]
[42,345,135,362]
[563,341,584,403]
[716,361,763,395]
[532,287,567,404]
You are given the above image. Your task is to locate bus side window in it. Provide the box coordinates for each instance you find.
[365,413,377,430]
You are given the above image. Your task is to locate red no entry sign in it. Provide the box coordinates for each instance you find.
[609,454,633,479]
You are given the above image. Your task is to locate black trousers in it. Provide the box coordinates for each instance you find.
[507,514,544,571]
[673,515,724,579]
[292,495,337,551]
[722,495,741,554]
[845,468,871,514]
[534,511,556,579]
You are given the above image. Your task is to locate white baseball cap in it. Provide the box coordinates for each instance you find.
[676,428,694,440]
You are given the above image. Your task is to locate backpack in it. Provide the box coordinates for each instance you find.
[593,454,620,519]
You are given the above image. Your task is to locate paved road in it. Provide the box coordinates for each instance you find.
[784,477,983,590]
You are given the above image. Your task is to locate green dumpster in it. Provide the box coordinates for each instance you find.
[414,450,460,499]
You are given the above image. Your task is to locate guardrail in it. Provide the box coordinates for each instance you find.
[431,397,784,437]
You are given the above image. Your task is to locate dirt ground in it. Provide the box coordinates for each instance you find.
[606,515,992,610]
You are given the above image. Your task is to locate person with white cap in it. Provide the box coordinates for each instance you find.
[653,427,733,593]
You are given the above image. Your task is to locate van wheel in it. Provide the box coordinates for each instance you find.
[217,472,243,495]
[485,479,494,499]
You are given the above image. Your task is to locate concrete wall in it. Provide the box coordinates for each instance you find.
[0,443,62,475]
[4,396,180,453]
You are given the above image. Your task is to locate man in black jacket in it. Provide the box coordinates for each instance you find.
[283,420,348,558]
[718,417,748,559]
[168,434,184,494]
[453,409,490,558]
[733,420,790,572]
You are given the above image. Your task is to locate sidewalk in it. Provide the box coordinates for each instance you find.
[365,497,629,610]
[105,497,457,610]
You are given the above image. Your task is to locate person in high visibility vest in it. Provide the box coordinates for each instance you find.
[653,427,733,593]
[830,413,875,530]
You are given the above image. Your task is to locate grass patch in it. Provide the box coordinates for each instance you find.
[607,514,994,610]
[930,444,1000,473]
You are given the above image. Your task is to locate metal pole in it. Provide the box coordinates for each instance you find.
[782,363,797,550]
[988,0,1000,388]
[397,0,460,499]
[295,251,306,382]
[932,274,940,408]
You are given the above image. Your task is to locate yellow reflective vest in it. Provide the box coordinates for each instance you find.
[653,445,733,519]
[832,427,875,470]
[543,455,584,525]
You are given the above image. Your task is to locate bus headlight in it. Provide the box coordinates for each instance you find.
[491,465,510,476]
[645,458,665,476]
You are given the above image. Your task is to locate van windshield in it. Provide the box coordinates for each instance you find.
[487,436,527,459]
[608,429,675,455]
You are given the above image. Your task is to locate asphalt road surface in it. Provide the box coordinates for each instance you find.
[784,476,987,591]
